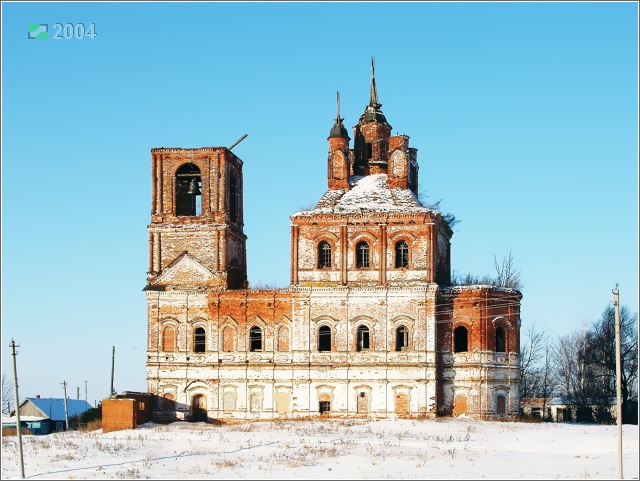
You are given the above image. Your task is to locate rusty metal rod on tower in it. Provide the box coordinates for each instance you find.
[229,134,248,151]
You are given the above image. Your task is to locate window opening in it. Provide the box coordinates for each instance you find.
[497,395,506,415]
[318,325,332,352]
[366,142,372,160]
[356,241,370,268]
[319,401,331,414]
[454,326,468,353]
[229,173,238,222]
[395,240,409,268]
[175,163,202,216]
[249,326,262,352]
[356,325,370,351]
[395,325,409,351]
[495,326,505,353]
[194,327,206,352]
[318,241,332,268]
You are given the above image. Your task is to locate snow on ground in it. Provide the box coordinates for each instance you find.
[1,417,638,480]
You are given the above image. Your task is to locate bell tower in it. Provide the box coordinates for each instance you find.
[352,57,392,176]
[146,146,247,291]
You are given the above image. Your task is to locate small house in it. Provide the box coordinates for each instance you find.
[8,397,93,434]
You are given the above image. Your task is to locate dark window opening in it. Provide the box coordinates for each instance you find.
[356,325,370,351]
[454,326,468,353]
[395,240,409,268]
[318,241,332,268]
[356,241,370,268]
[495,326,505,353]
[194,327,206,352]
[319,401,331,414]
[395,325,409,351]
[175,163,202,217]
[497,395,506,415]
[318,325,332,352]
[250,326,262,352]
[366,142,372,160]
[229,173,238,222]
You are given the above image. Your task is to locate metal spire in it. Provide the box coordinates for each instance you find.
[329,90,349,139]
[369,56,379,107]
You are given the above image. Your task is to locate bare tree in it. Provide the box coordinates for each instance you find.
[519,322,544,399]
[584,305,638,422]
[553,330,587,401]
[2,372,13,415]
[493,251,522,290]
[538,337,559,420]
[520,323,558,421]
[451,252,522,290]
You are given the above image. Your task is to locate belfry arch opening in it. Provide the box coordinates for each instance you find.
[454,326,468,353]
[175,163,202,216]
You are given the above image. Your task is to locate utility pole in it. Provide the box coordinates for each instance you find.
[61,381,69,431]
[612,285,623,479]
[77,387,80,400]
[110,346,116,397]
[84,380,89,403]
[10,339,25,478]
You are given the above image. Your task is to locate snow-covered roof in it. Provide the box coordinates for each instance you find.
[292,174,434,216]
[440,285,521,293]
[2,415,47,423]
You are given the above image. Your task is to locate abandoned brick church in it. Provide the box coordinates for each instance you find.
[144,62,523,421]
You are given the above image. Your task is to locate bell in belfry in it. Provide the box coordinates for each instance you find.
[186,178,201,196]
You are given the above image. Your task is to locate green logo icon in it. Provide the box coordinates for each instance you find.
[28,24,48,40]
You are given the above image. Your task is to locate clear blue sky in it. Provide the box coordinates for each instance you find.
[2,1,638,405]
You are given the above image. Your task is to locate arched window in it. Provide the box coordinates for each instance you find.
[495,326,505,353]
[496,395,506,415]
[193,327,206,352]
[318,325,332,352]
[454,326,468,353]
[191,394,207,422]
[175,163,202,217]
[356,325,370,351]
[395,240,409,268]
[249,326,262,352]
[356,241,370,268]
[395,325,409,351]
[162,327,176,352]
[317,241,332,268]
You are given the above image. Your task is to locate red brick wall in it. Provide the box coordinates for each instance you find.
[102,399,137,433]
[436,287,522,353]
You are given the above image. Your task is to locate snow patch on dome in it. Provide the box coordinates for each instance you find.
[293,174,431,216]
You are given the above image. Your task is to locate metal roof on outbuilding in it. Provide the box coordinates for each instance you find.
[23,398,92,421]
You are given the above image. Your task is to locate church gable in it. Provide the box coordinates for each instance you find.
[147,252,221,289]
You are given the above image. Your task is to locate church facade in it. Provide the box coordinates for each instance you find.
[144,64,522,421]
